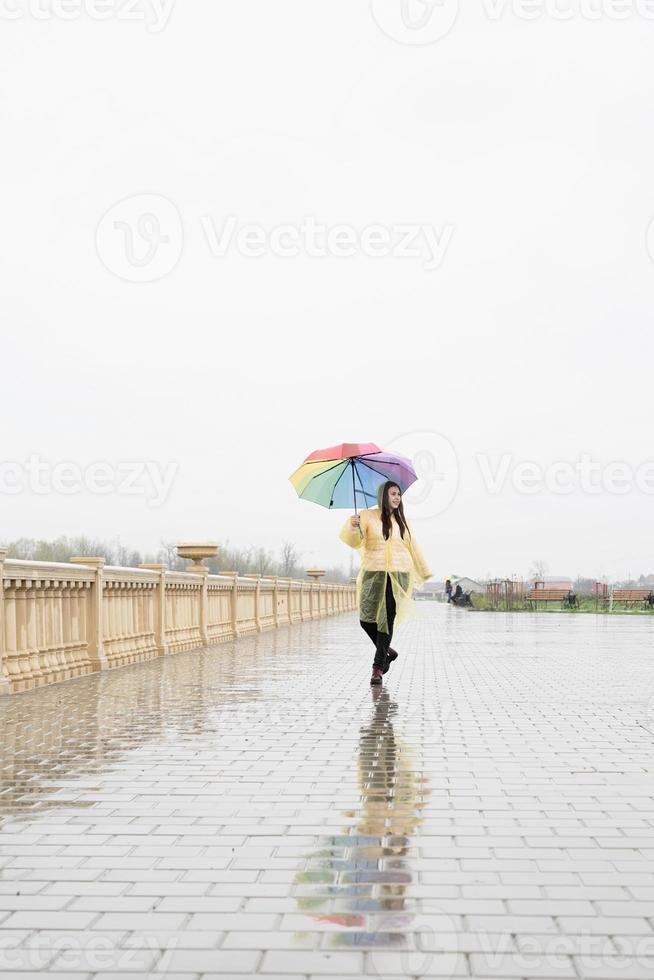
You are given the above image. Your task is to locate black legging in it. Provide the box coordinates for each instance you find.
[360,574,396,669]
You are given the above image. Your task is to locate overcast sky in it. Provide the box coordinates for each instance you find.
[2,2,654,581]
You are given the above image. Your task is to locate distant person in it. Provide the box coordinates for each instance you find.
[445,578,452,603]
[453,583,463,604]
[339,480,433,687]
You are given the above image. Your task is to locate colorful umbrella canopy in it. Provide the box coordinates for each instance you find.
[289,442,418,513]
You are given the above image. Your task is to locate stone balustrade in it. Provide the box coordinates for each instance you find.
[0,549,356,694]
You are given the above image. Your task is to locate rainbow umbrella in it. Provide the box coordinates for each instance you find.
[289,442,417,517]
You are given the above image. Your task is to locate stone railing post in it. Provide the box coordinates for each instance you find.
[139,564,168,656]
[306,569,325,620]
[252,575,262,632]
[0,550,10,695]
[221,571,240,639]
[69,557,108,672]
[275,576,290,625]
[243,574,262,632]
[264,575,279,627]
[232,572,240,639]
[198,567,209,646]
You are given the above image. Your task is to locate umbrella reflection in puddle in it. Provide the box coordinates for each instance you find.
[293,687,431,949]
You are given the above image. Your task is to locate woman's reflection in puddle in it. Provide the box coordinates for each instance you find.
[294,687,431,949]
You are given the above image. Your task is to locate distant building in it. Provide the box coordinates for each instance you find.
[415,581,444,600]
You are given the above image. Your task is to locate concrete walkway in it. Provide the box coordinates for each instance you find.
[1,603,654,979]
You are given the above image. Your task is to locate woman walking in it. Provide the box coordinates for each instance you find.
[339,480,433,686]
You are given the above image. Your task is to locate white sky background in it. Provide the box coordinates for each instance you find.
[1,1,654,582]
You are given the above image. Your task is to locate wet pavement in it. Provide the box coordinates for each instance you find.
[1,602,654,979]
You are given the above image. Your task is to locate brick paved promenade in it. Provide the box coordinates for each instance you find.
[1,603,654,979]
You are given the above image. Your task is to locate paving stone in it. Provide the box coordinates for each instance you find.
[120,929,221,949]
[1,912,99,930]
[363,949,469,975]
[0,975,92,980]
[155,948,260,972]
[261,950,362,973]
[571,957,654,979]
[90,975,193,980]
[187,913,278,931]
[94,913,188,931]
[469,950,577,975]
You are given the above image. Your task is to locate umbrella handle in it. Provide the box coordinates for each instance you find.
[351,459,364,540]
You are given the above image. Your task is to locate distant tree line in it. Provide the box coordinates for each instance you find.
[0,536,351,582]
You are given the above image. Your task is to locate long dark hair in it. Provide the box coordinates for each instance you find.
[378,481,411,542]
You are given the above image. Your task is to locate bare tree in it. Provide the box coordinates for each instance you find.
[254,547,274,575]
[280,541,300,577]
[530,559,549,582]
[159,540,186,571]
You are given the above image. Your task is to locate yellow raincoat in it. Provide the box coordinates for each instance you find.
[338,487,433,633]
